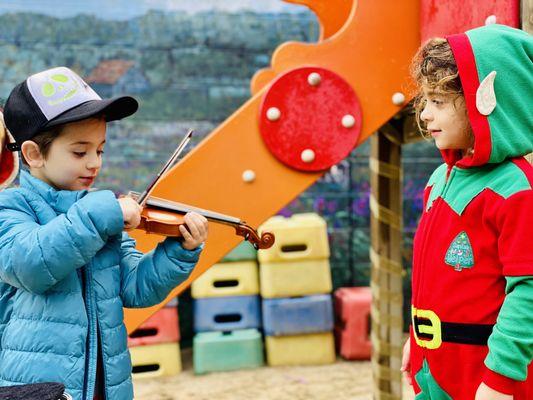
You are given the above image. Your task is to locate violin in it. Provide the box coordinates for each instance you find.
[131,192,275,250]
[129,130,275,250]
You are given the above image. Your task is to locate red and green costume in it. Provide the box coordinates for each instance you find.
[0,114,18,190]
[410,25,533,399]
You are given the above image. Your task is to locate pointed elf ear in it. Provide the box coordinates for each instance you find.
[0,112,20,190]
[476,71,497,116]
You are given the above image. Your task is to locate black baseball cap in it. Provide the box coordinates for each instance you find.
[4,66,138,151]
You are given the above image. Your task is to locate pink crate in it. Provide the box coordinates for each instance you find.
[334,287,371,360]
[128,307,180,347]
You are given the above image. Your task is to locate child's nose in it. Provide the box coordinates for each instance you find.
[420,105,433,122]
[86,154,101,170]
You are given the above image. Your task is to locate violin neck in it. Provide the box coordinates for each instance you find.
[131,191,243,226]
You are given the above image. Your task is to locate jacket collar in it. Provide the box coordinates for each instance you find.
[19,169,87,214]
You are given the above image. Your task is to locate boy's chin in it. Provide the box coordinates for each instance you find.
[61,182,94,191]
[77,184,94,191]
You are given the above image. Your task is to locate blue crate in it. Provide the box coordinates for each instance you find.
[194,295,261,333]
[262,294,333,336]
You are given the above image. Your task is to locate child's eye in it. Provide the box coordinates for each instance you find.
[73,152,86,157]
[97,150,104,156]
[431,99,444,105]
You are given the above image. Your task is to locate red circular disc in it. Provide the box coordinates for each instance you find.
[259,66,362,171]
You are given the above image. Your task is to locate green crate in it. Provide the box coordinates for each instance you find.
[193,329,264,374]
[221,241,258,262]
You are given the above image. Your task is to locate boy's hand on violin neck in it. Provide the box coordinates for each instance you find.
[475,383,513,400]
[118,197,142,230]
[180,212,208,250]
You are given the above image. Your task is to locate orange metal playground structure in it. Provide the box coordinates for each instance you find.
[125,0,520,333]
[125,0,419,330]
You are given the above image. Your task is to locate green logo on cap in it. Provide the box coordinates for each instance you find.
[41,73,79,106]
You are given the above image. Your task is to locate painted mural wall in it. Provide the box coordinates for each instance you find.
[0,1,442,337]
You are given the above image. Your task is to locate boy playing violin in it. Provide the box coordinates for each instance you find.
[0,66,208,400]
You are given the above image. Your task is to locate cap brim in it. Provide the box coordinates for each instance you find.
[43,96,138,129]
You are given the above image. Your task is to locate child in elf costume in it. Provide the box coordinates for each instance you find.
[401,25,533,400]
[0,112,19,189]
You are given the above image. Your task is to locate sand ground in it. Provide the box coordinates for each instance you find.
[133,349,416,400]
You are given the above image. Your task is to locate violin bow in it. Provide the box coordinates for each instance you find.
[136,129,193,207]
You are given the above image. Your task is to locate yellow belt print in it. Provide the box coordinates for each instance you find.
[412,306,442,350]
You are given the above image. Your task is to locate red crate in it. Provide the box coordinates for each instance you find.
[334,287,371,360]
[128,307,180,347]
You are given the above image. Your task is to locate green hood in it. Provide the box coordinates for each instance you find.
[445,25,533,168]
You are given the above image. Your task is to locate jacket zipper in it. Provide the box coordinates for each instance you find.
[415,166,456,307]
[97,318,108,400]
[84,263,97,400]
[412,167,455,363]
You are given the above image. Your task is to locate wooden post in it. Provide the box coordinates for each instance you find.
[370,125,404,400]
[523,0,533,34]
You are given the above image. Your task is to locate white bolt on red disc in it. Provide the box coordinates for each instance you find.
[301,149,316,163]
[342,114,356,128]
[307,72,322,86]
[266,107,281,121]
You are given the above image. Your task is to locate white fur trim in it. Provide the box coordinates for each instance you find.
[476,71,497,116]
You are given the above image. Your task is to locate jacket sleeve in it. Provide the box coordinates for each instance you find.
[483,276,533,394]
[495,190,533,276]
[0,190,123,294]
[482,190,533,393]
[119,233,202,308]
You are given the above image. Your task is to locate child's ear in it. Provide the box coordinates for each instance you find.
[21,141,44,168]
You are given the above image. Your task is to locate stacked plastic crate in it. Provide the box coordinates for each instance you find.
[259,213,336,366]
[128,297,181,379]
[334,286,372,360]
[191,241,264,374]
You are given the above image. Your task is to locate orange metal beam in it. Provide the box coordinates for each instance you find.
[251,0,352,94]
[125,0,420,332]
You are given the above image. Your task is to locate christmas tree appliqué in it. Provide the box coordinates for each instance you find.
[445,231,474,272]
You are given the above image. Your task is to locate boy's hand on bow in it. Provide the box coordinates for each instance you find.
[179,212,208,250]
[118,197,142,230]
[475,383,513,400]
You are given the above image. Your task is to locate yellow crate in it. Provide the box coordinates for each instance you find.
[260,259,332,298]
[192,261,259,299]
[258,213,329,263]
[265,332,336,366]
[130,342,181,379]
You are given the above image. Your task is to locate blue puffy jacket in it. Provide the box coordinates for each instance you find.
[0,170,201,400]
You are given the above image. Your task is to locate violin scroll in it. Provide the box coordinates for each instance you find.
[234,224,275,250]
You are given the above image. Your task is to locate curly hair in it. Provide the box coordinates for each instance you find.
[411,38,464,138]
